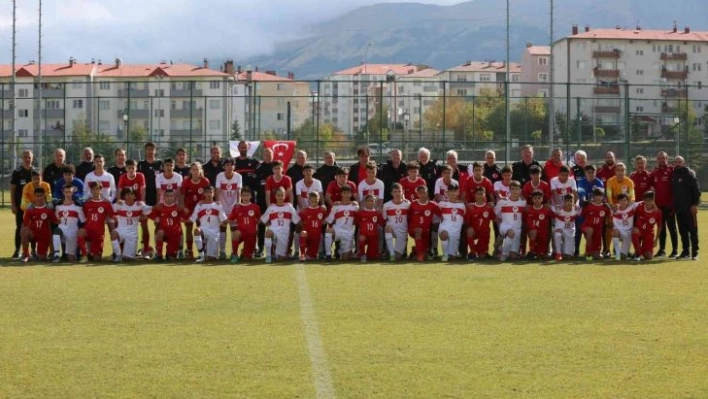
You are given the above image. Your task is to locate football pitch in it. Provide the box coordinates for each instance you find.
[1,210,707,398]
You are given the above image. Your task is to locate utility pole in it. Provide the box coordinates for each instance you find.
[38,0,44,167]
[505,0,511,164]
[548,0,555,157]
[11,0,18,168]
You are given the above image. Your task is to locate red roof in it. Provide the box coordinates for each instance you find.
[448,61,521,73]
[527,46,551,56]
[332,63,418,76]
[568,28,708,42]
[234,71,292,82]
[97,63,230,78]
[398,68,440,79]
[0,62,95,78]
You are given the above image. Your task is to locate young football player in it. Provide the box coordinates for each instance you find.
[525,190,553,260]
[52,184,87,262]
[438,184,466,262]
[78,181,115,261]
[632,191,662,261]
[260,187,300,263]
[552,194,579,261]
[228,187,262,262]
[611,193,638,260]
[215,158,242,259]
[111,187,152,262]
[297,191,327,262]
[399,162,427,202]
[151,189,188,261]
[465,187,495,260]
[357,194,385,263]
[383,183,410,261]
[324,185,359,261]
[494,180,526,261]
[190,186,227,263]
[581,187,610,260]
[20,187,58,262]
[408,186,441,262]
[181,162,211,259]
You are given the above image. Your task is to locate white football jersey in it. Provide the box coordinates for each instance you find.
[215,172,242,212]
[190,201,227,232]
[382,200,410,231]
[295,178,323,209]
[84,171,116,202]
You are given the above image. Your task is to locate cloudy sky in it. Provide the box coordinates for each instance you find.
[0,0,462,66]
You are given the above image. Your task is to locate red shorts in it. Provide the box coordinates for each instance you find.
[358,234,380,258]
[85,227,106,257]
[469,232,490,255]
[408,229,430,238]
[163,229,183,257]
[301,229,322,259]
[30,231,52,257]
[581,224,603,253]
[638,231,655,254]
[527,229,549,254]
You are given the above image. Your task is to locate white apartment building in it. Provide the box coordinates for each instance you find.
[553,24,708,130]
[520,44,551,97]
[437,61,522,100]
[0,58,234,149]
[396,68,442,130]
[321,64,423,135]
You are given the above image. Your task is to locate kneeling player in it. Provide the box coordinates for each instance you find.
[228,187,262,262]
[408,186,440,262]
[632,191,662,261]
[52,184,87,262]
[261,187,300,263]
[383,183,410,261]
[611,193,637,260]
[494,181,526,261]
[357,194,385,262]
[190,186,227,262]
[525,190,552,260]
[552,194,579,261]
[324,185,359,261]
[438,184,466,262]
[581,188,609,259]
[20,187,58,262]
[151,189,188,261]
[79,181,115,261]
[466,187,495,260]
[111,187,152,262]
[298,191,326,262]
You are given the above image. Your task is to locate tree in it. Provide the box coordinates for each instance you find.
[231,120,242,141]
[291,118,336,155]
[70,119,114,161]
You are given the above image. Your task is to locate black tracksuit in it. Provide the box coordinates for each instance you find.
[672,166,701,256]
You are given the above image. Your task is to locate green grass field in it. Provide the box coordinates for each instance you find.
[1,210,707,398]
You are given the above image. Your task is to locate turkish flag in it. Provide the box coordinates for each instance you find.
[264,140,297,168]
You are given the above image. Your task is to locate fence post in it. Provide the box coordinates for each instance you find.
[624,80,630,161]
[316,80,321,162]
[442,81,447,156]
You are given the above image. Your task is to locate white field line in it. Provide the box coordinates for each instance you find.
[295,264,335,399]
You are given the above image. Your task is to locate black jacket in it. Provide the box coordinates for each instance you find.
[378,160,407,202]
[286,163,306,186]
[483,163,502,183]
[255,161,275,209]
[314,163,340,191]
[347,162,369,185]
[672,166,701,211]
[512,160,542,187]
[419,160,439,195]
[75,161,95,181]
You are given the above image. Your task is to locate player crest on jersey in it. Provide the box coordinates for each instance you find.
[599,211,605,217]
[227,184,232,190]
[372,216,378,223]
[343,211,350,217]
[539,214,545,220]
[205,209,212,215]
[512,206,519,212]
[564,216,570,222]
[277,212,284,218]
[62,210,69,217]
[40,213,47,220]
[649,217,656,224]
[424,210,431,216]
[452,209,458,215]
[395,209,401,216]
[621,186,628,193]
[248,210,255,217]
[317,213,323,220]
[171,211,178,217]
[98,207,105,213]
[198,188,204,194]
[622,213,629,219]
[483,211,489,218]
[126,211,133,217]
[133,184,138,190]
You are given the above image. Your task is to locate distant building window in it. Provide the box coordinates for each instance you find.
[637,70,644,75]
[18,109,29,118]
[577,60,587,69]
[538,57,548,66]
[457,75,467,82]
[636,88,644,94]
[636,106,644,112]
[18,129,28,137]
[209,120,221,130]
[538,89,549,97]
[99,100,110,110]
[47,100,61,109]
[154,89,165,97]
[209,81,221,89]
[538,73,549,82]
[99,81,110,90]
[209,99,220,110]
[18,88,29,97]
[154,109,165,117]
[636,49,644,56]
[72,99,83,109]
[512,74,520,82]
[277,113,283,121]
[456,89,467,96]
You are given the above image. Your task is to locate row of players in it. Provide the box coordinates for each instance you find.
[19,166,662,263]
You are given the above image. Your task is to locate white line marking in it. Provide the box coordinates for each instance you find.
[295,264,335,399]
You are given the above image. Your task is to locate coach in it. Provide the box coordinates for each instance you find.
[418,147,438,195]
[512,145,542,187]
[347,146,372,185]
[651,151,678,258]
[379,149,407,203]
[671,156,700,260]
[10,150,36,258]
[234,141,260,202]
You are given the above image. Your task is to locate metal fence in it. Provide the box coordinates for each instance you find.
[2,79,707,206]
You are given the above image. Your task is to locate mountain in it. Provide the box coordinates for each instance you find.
[240,0,708,80]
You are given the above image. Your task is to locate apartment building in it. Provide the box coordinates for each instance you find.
[321,63,422,135]
[520,43,551,97]
[437,61,522,100]
[396,68,442,130]
[0,58,234,148]
[231,68,310,140]
[552,24,708,129]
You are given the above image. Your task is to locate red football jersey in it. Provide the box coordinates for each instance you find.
[265,175,293,204]
[399,177,427,202]
[151,203,188,234]
[634,203,662,234]
[22,205,58,234]
[465,203,495,235]
[581,202,610,228]
[650,166,673,207]
[630,170,653,201]
[228,203,262,235]
[326,181,358,204]
[181,177,211,211]
[463,176,494,203]
[408,200,441,231]
[525,205,553,232]
[83,198,114,231]
[117,172,147,201]
[596,164,616,183]
[356,209,385,237]
[299,206,327,234]
[522,180,552,205]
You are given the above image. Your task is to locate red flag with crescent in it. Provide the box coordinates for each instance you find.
[264,140,297,168]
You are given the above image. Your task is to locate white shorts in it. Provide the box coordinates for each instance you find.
[270,226,291,257]
[553,229,575,255]
[202,228,220,258]
[57,225,79,256]
[439,221,462,238]
[115,227,139,258]
[334,228,355,252]
[499,224,521,254]
[391,228,408,255]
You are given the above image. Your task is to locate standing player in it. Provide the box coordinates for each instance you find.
[466,187,495,260]
[549,165,578,208]
[52,184,87,262]
[156,158,184,204]
[408,186,440,262]
[632,191,662,261]
[137,142,163,257]
[522,165,551,204]
[260,187,300,263]
[264,160,293,207]
[324,185,359,261]
[297,191,326,262]
[357,194,386,263]
[463,162,494,204]
[494,181,526,261]
[181,162,210,259]
[117,159,146,202]
[190,186,227,263]
[581,187,610,260]
[383,183,411,261]
[84,154,116,202]
[174,148,191,179]
[437,184,466,262]
[78,181,115,262]
[325,167,357,208]
[552,194,579,261]
[215,158,242,259]
[525,190,553,260]
[357,162,385,210]
[107,148,127,186]
[150,189,188,261]
[611,193,638,260]
[228,187,262,262]
[399,162,426,202]
[493,166,513,202]
[296,165,324,210]
[434,165,458,203]
[20,187,58,262]
[111,187,152,262]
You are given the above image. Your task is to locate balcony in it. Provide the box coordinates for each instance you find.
[661,69,688,80]
[0,89,12,99]
[593,50,621,58]
[593,68,620,78]
[661,88,687,98]
[117,109,149,119]
[42,128,65,139]
[593,86,620,95]
[660,52,687,61]
[170,89,203,97]
[170,108,203,118]
[43,109,65,119]
[42,88,65,98]
[661,104,677,113]
[593,105,621,113]
[118,89,150,98]
[1,109,12,118]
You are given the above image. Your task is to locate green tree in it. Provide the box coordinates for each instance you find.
[292,118,335,155]
[70,119,114,160]
[231,120,242,141]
